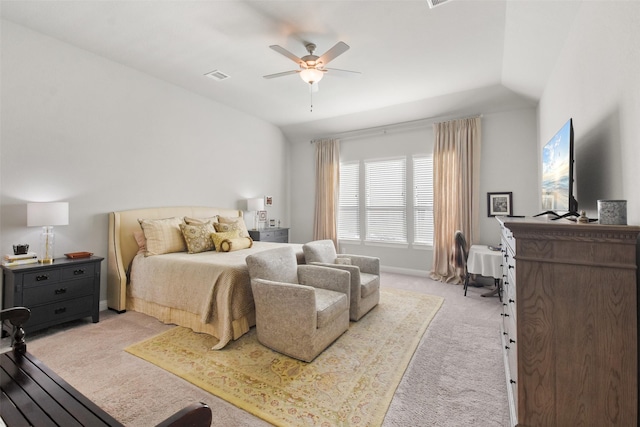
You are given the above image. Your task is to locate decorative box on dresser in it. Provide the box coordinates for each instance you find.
[248,228,289,243]
[498,217,639,426]
[1,256,103,333]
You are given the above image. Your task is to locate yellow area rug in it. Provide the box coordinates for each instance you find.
[125,288,443,426]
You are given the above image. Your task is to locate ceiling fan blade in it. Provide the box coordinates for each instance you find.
[263,70,300,79]
[318,41,350,66]
[325,67,362,77]
[269,45,303,64]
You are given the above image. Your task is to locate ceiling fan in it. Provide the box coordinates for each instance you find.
[263,41,361,91]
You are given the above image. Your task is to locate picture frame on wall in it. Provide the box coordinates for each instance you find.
[487,192,513,217]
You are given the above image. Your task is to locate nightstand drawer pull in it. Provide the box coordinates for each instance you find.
[54,307,67,315]
[73,269,86,275]
[54,288,67,295]
[36,275,49,281]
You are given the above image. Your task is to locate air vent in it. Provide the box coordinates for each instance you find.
[204,70,230,81]
[427,0,450,8]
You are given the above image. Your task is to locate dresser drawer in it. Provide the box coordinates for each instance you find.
[23,269,61,287]
[23,277,94,307]
[60,262,96,281]
[28,295,94,328]
[249,228,289,243]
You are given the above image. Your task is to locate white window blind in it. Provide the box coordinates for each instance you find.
[365,158,406,243]
[413,155,434,246]
[338,161,360,239]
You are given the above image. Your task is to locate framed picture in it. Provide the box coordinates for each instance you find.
[265,196,273,206]
[487,192,513,217]
[258,210,267,221]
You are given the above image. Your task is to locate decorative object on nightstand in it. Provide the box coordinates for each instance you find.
[1,256,103,333]
[248,228,289,243]
[27,202,69,264]
[247,198,265,230]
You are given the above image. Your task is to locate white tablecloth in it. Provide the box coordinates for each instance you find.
[467,245,502,279]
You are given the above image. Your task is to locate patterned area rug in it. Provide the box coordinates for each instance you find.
[125,288,443,426]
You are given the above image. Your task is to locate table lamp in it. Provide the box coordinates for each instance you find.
[27,202,69,264]
[246,198,265,230]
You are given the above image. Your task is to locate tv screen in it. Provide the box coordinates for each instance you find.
[541,118,577,214]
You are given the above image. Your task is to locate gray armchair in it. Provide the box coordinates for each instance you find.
[246,246,351,362]
[302,240,380,321]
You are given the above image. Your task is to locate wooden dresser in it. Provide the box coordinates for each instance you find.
[498,217,639,426]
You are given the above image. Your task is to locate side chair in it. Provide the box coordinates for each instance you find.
[302,239,380,321]
[246,246,351,362]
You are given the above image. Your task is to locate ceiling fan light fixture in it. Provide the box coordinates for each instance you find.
[299,68,324,85]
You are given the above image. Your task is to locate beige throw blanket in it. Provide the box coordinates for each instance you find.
[129,242,304,349]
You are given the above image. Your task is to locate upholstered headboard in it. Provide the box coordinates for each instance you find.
[107,206,243,311]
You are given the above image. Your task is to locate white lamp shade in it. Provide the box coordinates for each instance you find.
[27,202,69,227]
[247,198,265,212]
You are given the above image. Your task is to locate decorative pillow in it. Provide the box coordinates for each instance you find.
[220,237,253,252]
[133,230,147,254]
[217,216,250,238]
[335,257,352,265]
[211,231,240,252]
[138,217,186,256]
[179,222,216,254]
[184,216,218,225]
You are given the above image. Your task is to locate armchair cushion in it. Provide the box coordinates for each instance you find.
[314,288,349,329]
[303,239,338,264]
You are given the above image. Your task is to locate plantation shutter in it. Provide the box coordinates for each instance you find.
[365,157,407,243]
[338,161,360,239]
[413,155,434,245]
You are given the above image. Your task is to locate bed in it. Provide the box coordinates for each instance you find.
[107,206,303,349]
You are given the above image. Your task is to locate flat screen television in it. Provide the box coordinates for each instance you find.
[538,118,578,217]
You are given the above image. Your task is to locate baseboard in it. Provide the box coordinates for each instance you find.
[380,266,430,277]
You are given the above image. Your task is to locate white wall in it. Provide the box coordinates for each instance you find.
[538,1,640,224]
[289,107,538,274]
[0,21,290,303]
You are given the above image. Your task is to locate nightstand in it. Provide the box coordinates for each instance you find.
[1,256,103,333]
[248,228,289,243]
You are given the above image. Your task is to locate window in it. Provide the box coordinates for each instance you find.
[365,157,406,243]
[338,161,360,239]
[413,155,434,246]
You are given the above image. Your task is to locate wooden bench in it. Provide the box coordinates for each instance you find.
[1,307,212,427]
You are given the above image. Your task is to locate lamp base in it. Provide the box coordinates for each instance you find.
[38,226,55,264]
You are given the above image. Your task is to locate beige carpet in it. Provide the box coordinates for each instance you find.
[124,288,443,426]
[26,273,509,426]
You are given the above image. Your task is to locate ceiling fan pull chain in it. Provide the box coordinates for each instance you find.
[310,85,313,112]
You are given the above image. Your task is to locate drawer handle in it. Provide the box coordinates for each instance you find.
[36,274,49,281]
[508,265,514,269]
[73,269,86,275]
[509,339,516,344]
[54,307,67,315]
[509,299,515,303]
[54,288,67,295]
[505,345,510,350]
[510,379,516,384]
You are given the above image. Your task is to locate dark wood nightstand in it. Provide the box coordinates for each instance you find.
[248,228,289,243]
[1,256,103,333]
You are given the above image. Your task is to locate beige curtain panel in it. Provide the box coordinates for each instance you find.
[313,138,340,246]
[430,117,481,284]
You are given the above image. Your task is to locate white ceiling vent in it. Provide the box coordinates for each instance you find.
[204,70,230,81]
[427,0,450,8]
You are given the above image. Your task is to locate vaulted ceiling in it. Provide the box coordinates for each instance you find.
[1,0,581,140]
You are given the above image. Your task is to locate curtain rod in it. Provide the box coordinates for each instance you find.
[310,113,482,143]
